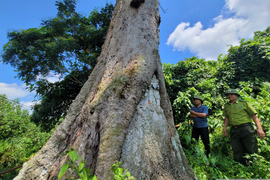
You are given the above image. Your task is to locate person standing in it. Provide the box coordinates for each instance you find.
[190,95,210,157]
[223,89,265,165]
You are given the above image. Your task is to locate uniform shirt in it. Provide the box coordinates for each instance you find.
[191,105,209,128]
[223,100,257,126]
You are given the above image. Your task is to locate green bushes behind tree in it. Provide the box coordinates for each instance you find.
[0,95,52,179]
[163,27,270,179]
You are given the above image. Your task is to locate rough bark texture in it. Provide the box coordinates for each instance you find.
[14,0,197,179]
[120,76,195,180]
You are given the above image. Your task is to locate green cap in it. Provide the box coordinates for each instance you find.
[194,95,203,103]
[225,89,240,96]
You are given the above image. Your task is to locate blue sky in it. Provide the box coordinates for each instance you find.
[0,0,269,112]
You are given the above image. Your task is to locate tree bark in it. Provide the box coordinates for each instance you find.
[14,0,197,179]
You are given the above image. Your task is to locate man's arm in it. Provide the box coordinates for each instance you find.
[251,114,265,139]
[190,110,207,118]
[223,117,229,136]
[190,110,198,118]
[190,113,198,118]
[190,109,198,118]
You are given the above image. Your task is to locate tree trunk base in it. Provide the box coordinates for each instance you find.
[120,75,196,180]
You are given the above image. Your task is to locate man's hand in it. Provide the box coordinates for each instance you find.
[223,127,228,136]
[251,114,266,139]
[190,110,195,114]
[190,110,198,118]
[257,128,265,139]
[190,110,197,118]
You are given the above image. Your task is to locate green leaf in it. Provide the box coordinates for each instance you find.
[114,175,122,180]
[91,175,99,180]
[68,150,78,163]
[210,158,216,166]
[195,146,200,154]
[83,171,88,180]
[184,135,191,145]
[84,167,91,175]
[117,167,123,175]
[58,164,69,180]
[79,163,85,172]
[111,163,117,174]
[126,170,130,177]
[78,171,84,178]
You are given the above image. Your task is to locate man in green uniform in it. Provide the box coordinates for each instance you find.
[223,89,265,165]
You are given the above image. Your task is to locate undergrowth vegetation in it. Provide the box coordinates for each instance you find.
[58,149,135,180]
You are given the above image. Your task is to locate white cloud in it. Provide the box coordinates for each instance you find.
[37,73,62,83]
[46,74,62,83]
[0,82,34,99]
[20,101,35,112]
[0,82,37,113]
[167,0,270,60]
[20,100,41,114]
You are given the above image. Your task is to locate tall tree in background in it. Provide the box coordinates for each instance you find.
[14,0,196,179]
[1,0,114,131]
[226,27,270,85]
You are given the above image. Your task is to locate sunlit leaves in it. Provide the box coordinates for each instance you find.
[0,95,51,179]
[227,27,270,84]
[57,149,98,180]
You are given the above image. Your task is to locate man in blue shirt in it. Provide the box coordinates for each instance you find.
[190,95,210,157]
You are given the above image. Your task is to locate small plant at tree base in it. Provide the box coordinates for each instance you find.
[58,150,98,180]
[111,161,135,180]
[58,150,135,180]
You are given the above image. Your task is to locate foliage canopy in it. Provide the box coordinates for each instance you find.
[1,0,114,131]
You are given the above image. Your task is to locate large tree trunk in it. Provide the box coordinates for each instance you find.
[15,0,196,179]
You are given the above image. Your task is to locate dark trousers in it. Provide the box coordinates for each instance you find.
[192,127,210,157]
[230,123,258,165]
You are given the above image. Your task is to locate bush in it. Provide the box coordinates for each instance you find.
[0,95,52,179]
